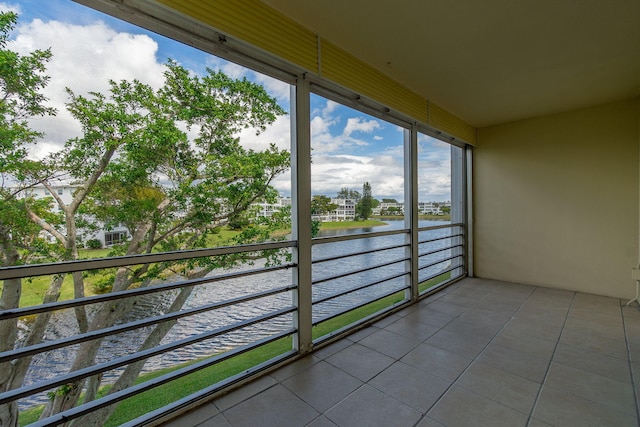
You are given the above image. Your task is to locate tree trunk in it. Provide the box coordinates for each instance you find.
[71,285,195,427]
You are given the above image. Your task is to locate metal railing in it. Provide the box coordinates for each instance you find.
[0,223,465,426]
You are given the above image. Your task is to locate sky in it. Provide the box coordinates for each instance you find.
[2,0,452,202]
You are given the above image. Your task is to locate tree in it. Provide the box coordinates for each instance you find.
[0,11,58,426]
[311,195,337,216]
[356,182,373,220]
[0,18,290,424]
[41,62,288,425]
[336,187,360,202]
[381,198,397,203]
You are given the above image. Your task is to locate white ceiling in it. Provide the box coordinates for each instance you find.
[263,0,640,128]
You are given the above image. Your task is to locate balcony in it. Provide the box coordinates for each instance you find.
[0,223,466,426]
[166,277,640,427]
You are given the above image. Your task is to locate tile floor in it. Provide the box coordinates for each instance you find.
[163,278,640,427]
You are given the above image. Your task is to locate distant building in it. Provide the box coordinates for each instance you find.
[15,184,129,247]
[372,202,404,216]
[418,201,451,215]
[254,196,292,218]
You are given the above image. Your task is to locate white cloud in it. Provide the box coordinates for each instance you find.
[311,151,405,200]
[342,117,381,137]
[10,18,167,158]
[237,115,290,152]
[0,2,20,13]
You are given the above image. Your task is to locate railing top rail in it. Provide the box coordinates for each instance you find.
[417,222,464,232]
[0,262,296,320]
[312,228,408,245]
[0,240,296,280]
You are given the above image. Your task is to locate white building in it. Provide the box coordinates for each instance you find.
[372,202,404,216]
[254,196,292,218]
[18,184,129,247]
[418,201,451,215]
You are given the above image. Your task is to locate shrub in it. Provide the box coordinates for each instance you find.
[86,239,102,249]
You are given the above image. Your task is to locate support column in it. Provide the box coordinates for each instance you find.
[291,79,313,354]
[405,126,419,301]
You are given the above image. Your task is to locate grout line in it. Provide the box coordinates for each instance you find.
[620,302,640,423]
[415,282,537,425]
[525,291,576,426]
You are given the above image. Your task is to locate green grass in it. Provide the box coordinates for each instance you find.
[312,271,452,339]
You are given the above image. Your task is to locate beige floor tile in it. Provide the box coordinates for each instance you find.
[369,361,451,412]
[423,300,469,316]
[281,361,362,412]
[325,343,395,382]
[269,354,321,382]
[534,385,637,427]
[214,375,278,412]
[197,414,232,427]
[544,362,636,415]
[223,384,319,427]
[476,343,549,383]
[403,307,458,328]
[553,343,631,383]
[499,318,563,343]
[428,385,528,427]
[426,328,492,359]
[414,416,446,427]
[456,362,540,414]
[401,342,471,381]
[491,331,557,361]
[358,328,422,359]
[325,384,422,427]
[162,402,219,427]
[305,415,338,427]
[527,419,553,427]
[383,316,440,341]
[560,328,628,359]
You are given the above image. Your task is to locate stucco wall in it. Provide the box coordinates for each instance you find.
[474,99,640,298]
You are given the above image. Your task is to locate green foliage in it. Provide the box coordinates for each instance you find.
[86,238,102,250]
[336,187,360,202]
[356,182,373,220]
[0,11,58,268]
[311,219,321,237]
[311,195,338,215]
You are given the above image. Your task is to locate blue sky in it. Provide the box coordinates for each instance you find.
[2,0,452,202]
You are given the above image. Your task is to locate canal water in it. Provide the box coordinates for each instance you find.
[20,220,456,407]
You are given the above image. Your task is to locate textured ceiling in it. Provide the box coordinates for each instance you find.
[263,0,640,127]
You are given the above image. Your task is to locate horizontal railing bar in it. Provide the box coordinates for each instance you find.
[312,242,408,264]
[121,348,299,427]
[30,330,297,427]
[0,263,296,320]
[418,232,463,245]
[417,222,464,233]
[312,271,408,305]
[0,284,296,363]
[418,263,465,289]
[0,306,296,405]
[418,243,464,259]
[313,298,411,348]
[311,228,408,245]
[312,256,408,285]
[418,255,464,272]
[0,240,296,280]
[313,285,409,327]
